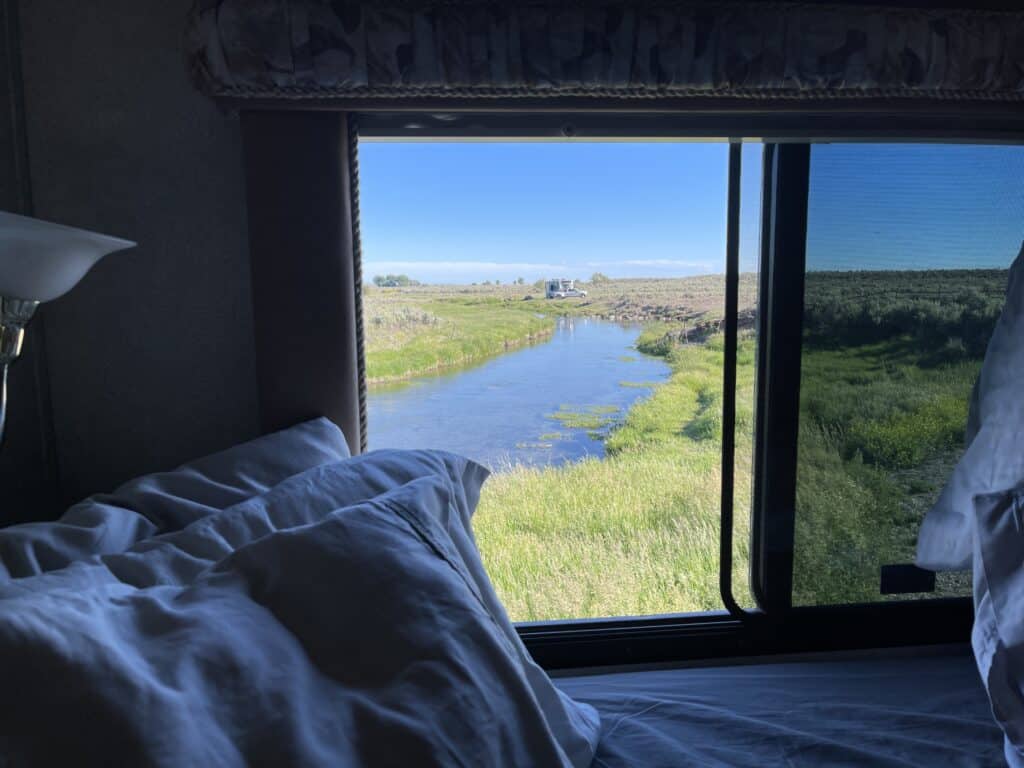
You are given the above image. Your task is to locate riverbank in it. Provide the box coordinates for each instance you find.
[473,335,757,620]
[365,298,554,384]
[473,329,977,620]
[364,276,757,383]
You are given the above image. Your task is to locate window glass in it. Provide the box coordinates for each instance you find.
[793,144,1024,606]
[359,140,761,620]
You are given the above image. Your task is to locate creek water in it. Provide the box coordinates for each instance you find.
[366,317,671,470]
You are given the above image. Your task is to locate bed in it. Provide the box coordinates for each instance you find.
[0,419,1012,766]
[557,647,1004,767]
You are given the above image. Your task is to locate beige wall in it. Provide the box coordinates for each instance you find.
[10,0,260,510]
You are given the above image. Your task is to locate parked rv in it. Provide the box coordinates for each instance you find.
[545,278,587,299]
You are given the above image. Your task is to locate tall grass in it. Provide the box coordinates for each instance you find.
[473,336,757,621]
[793,339,979,605]
[476,328,978,618]
[365,300,554,383]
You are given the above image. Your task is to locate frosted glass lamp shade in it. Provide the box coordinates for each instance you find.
[0,211,135,302]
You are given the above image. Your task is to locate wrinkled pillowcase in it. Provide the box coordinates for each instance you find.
[0,417,349,581]
[0,451,600,767]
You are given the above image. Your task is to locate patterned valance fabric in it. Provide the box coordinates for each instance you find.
[187,1,1024,102]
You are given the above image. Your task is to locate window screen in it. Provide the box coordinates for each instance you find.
[793,143,1024,606]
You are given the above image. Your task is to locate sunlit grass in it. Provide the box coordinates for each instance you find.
[473,336,757,621]
[793,337,979,605]
[546,404,621,431]
[365,300,553,383]
[365,273,988,617]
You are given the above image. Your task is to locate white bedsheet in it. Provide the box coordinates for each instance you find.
[557,648,1003,767]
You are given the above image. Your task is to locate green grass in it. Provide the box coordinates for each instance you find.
[364,299,554,383]
[546,404,621,431]
[793,337,979,605]
[365,273,992,618]
[473,335,757,621]
[476,327,979,619]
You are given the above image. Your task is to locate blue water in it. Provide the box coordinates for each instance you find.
[367,318,671,470]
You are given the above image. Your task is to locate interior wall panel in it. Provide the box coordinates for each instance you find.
[16,0,260,507]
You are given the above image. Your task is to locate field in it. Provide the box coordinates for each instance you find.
[364,271,1004,619]
[363,296,553,384]
[792,269,1005,604]
[363,275,758,383]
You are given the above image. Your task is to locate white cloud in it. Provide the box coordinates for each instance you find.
[621,259,717,271]
[365,260,569,274]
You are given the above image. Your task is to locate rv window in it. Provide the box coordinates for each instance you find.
[793,143,1024,606]
[358,140,763,621]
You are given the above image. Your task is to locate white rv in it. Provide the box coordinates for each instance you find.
[545,278,587,299]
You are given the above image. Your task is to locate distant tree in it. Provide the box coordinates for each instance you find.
[372,273,420,288]
[590,272,610,283]
[495,279,502,286]
[533,279,545,290]
[516,277,525,285]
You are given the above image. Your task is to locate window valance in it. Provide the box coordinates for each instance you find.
[187,2,1024,103]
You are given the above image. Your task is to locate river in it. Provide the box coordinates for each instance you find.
[366,317,672,470]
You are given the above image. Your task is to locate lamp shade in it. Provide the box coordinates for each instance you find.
[0,211,135,302]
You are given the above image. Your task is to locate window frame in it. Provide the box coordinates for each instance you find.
[243,105,1024,670]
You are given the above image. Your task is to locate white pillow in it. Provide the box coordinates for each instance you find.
[916,244,1024,571]
[0,418,349,580]
[0,452,600,767]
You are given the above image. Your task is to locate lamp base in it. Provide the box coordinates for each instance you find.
[0,297,40,448]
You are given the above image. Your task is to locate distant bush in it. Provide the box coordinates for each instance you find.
[803,269,1007,357]
[590,272,610,283]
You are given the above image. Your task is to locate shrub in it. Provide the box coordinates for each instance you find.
[846,395,967,470]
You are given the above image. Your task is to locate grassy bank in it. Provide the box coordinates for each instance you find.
[364,296,554,383]
[473,335,756,620]
[363,275,757,383]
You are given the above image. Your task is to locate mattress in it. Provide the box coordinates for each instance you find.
[555,647,1002,767]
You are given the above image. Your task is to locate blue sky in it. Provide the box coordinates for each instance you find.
[807,144,1024,271]
[358,141,1024,285]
